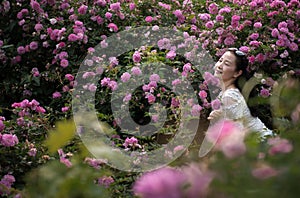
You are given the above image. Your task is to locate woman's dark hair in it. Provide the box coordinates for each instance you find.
[227,48,252,89]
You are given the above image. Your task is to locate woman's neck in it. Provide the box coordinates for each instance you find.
[221,80,236,92]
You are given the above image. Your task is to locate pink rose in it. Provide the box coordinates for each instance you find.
[239,46,249,53]
[198,90,207,99]
[60,59,69,68]
[252,164,279,180]
[208,3,218,14]
[133,51,141,62]
[205,21,214,29]
[78,4,88,15]
[206,120,246,158]
[253,22,262,28]
[1,134,19,147]
[255,53,265,63]
[0,120,5,132]
[61,107,69,112]
[131,67,142,76]
[88,84,97,92]
[171,97,180,107]
[68,34,78,42]
[224,36,235,46]
[231,15,240,22]
[289,42,298,51]
[216,15,224,22]
[123,93,132,102]
[260,88,270,98]
[145,16,153,23]
[29,41,38,50]
[191,104,202,116]
[34,23,43,32]
[166,50,176,60]
[107,23,118,32]
[35,106,46,114]
[121,72,131,82]
[151,115,159,122]
[52,91,62,98]
[250,33,259,40]
[110,2,121,12]
[129,3,136,11]
[17,46,26,54]
[211,99,221,110]
[149,74,160,82]
[108,81,118,91]
[105,12,112,20]
[146,94,156,104]
[123,137,141,149]
[268,137,293,155]
[28,148,37,156]
[276,39,286,47]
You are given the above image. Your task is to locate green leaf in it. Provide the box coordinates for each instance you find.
[1,44,14,49]
[32,76,40,86]
[45,119,76,154]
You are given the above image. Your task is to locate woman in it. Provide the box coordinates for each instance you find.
[207,48,273,140]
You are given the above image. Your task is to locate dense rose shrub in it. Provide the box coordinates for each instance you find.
[0,99,49,196]
[193,0,300,79]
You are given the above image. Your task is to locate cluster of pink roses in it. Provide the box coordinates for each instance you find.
[195,0,300,73]
[134,164,214,198]
[11,99,46,127]
[0,174,16,196]
[0,133,19,147]
[123,137,142,151]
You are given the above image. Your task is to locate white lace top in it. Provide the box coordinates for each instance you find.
[219,88,273,139]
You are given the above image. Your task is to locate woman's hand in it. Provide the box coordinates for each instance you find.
[207,109,223,120]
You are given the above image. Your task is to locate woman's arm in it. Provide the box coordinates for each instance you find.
[207,109,222,120]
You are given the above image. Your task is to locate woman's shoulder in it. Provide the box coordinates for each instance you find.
[222,88,243,99]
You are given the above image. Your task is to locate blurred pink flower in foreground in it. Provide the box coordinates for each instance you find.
[267,137,293,155]
[252,164,279,180]
[206,120,246,158]
[133,167,186,198]
[182,163,214,198]
[133,164,214,198]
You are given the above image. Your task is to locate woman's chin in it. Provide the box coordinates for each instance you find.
[214,72,222,78]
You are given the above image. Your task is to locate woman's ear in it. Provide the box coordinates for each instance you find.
[234,70,243,78]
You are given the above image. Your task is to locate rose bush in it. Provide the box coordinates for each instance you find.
[0,99,49,196]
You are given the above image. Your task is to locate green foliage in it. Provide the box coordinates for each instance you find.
[44,119,76,154]
[24,160,110,198]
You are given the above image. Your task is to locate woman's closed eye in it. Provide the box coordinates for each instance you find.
[224,60,232,66]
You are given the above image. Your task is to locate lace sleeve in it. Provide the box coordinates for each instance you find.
[221,89,245,121]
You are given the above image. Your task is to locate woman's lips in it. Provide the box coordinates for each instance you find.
[215,70,222,74]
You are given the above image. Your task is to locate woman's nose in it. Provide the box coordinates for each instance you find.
[214,63,222,70]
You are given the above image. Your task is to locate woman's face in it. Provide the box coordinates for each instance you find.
[214,51,242,83]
